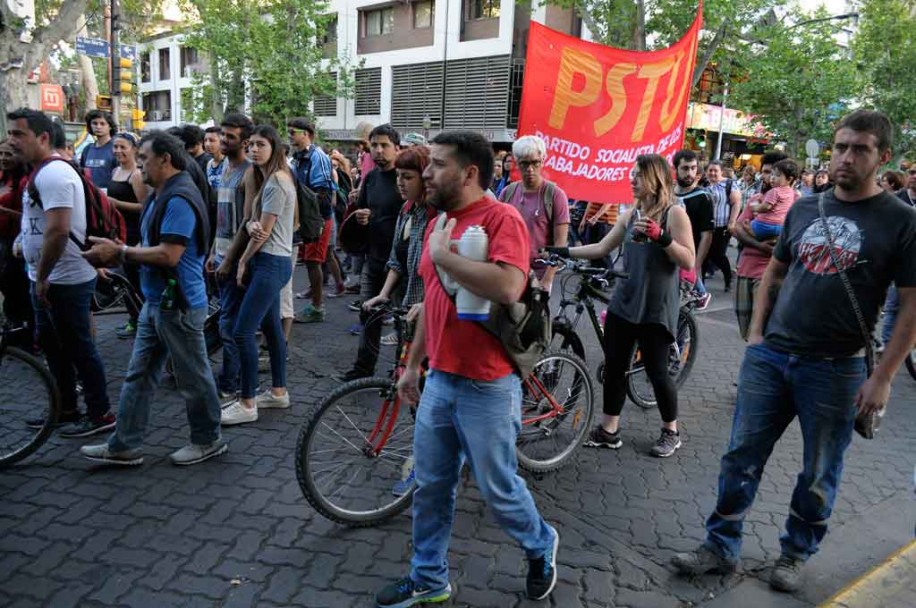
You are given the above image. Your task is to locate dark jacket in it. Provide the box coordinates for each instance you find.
[143,171,210,252]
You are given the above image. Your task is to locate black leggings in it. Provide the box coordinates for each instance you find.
[704,227,733,287]
[603,311,678,423]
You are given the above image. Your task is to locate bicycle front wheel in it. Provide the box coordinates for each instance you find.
[906,346,916,381]
[517,351,594,473]
[626,310,699,409]
[0,346,60,467]
[295,377,417,526]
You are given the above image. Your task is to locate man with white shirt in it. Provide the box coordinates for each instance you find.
[7,108,113,438]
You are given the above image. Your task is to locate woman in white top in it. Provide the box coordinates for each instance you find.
[221,125,296,426]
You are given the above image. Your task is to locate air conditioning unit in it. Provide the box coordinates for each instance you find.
[150,111,164,121]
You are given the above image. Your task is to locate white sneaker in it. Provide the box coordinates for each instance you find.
[221,402,258,426]
[256,389,290,409]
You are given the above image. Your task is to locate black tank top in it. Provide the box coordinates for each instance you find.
[108,170,141,245]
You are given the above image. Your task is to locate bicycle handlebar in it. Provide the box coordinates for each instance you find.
[536,255,628,281]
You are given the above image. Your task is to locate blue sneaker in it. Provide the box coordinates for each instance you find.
[392,458,415,497]
[526,526,559,600]
[376,577,451,607]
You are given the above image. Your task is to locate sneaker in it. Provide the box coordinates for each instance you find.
[527,526,559,600]
[584,425,622,449]
[392,456,415,497]
[80,443,144,466]
[334,368,372,383]
[651,428,681,458]
[348,300,363,312]
[169,440,228,466]
[116,321,137,339]
[27,409,80,430]
[671,544,738,575]
[380,332,399,346]
[294,290,310,299]
[326,283,347,298]
[696,293,712,311]
[375,577,452,608]
[345,284,361,294]
[348,323,364,336]
[770,554,803,592]
[724,282,732,293]
[59,413,116,438]
[382,314,394,326]
[294,303,326,324]
[256,389,290,409]
[220,402,258,426]
[218,389,237,402]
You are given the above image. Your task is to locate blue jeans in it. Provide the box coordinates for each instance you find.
[750,218,782,239]
[882,284,899,346]
[30,279,110,418]
[705,342,865,562]
[410,370,554,589]
[234,252,292,399]
[108,303,222,451]
[216,257,245,394]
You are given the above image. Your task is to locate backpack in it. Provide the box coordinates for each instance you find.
[292,178,324,243]
[432,214,551,377]
[27,157,127,250]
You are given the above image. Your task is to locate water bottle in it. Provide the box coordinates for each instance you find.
[445,225,491,321]
[160,278,178,311]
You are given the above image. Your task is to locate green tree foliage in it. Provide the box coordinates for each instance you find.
[179,0,356,127]
[726,8,858,159]
[853,0,916,159]
[545,0,786,86]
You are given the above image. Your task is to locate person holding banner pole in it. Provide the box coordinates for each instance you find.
[544,154,695,458]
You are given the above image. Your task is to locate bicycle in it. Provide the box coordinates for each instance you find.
[543,255,699,409]
[295,303,594,526]
[0,325,61,467]
[905,345,916,382]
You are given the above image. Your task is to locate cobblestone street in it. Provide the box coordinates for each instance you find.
[2,265,914,608]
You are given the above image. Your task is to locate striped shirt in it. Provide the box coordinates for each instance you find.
[584,202,619,225]
[707,179,734,227]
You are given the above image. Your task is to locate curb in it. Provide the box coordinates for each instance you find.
[817,538,916,607]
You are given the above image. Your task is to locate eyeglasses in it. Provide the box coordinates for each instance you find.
[518,160,542,170]
[288,128,306,136]
[908,170,916,176]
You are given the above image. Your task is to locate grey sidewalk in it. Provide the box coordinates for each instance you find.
[1,265,914,608]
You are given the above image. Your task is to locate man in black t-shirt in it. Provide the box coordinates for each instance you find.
[674,150,714,310]
[674,111,916,593]
[337,124,402,382]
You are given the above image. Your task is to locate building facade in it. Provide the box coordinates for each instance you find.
[316,0,585,143]
[136,31,207,129]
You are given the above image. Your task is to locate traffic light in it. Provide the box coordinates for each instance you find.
[97,95,113,111]
[113,56,134,95]
[132,108,146,131]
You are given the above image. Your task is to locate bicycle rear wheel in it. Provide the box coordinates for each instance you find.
[906,347,916,381]
[626,310,698,409]
[0,346,60,467]
[517,351,594,473]
[295,376,417,526]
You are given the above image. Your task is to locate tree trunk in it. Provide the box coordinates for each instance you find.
[76,14,98,111]
[692,22,728,88]
[635,0,646,51]
[208,50,222,121]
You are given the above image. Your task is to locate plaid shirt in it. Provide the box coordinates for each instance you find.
[387,203,438,308]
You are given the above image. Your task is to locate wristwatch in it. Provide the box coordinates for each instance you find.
[118,244,129,263]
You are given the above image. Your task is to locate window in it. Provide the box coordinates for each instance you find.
[468,0,499,20]
[314,72,338,117]
[322,16,338,45]
[414,1,433,29]
[365,7,394,37]
[180,46,199,78]
[158,48,171,80]
[142,91,172,122]
[355,67,382,115]
[140,52,151,83]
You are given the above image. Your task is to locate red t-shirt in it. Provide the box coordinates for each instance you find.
[420,196,530,381]
[0,174,25,239]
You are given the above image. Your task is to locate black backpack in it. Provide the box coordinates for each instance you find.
[293,179,324,243]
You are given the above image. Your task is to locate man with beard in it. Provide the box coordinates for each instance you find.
[731,151,788,339]
[674,149,714,309]
[336,124,402,381]
[673,111,916,593]
[375,131,558,608]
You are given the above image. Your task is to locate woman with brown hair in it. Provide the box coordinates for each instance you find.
[221,125,296,426]
[546,154,695,457]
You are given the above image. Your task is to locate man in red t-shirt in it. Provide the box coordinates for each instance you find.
[374,132,559,608]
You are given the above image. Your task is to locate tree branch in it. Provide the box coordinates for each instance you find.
[692,21,728,88]
[575,1,602,41]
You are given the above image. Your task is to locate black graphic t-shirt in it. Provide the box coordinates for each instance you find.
[765,189,916,357]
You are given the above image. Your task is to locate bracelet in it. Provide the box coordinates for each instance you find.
[118,244,129,263]
[656,231,673,248]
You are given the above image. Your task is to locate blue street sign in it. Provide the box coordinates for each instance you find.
[76,36,110,59]
[120,45,138,62]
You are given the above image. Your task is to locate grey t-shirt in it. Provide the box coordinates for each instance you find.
[214,160,251,258]
[765,189,916,357]
[259,173,296,257]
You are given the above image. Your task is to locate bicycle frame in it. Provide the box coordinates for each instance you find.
[555,273,612,345]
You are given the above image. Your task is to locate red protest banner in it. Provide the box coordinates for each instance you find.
[517,10,702,203]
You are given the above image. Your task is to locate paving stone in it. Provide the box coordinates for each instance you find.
[87,568,144,605]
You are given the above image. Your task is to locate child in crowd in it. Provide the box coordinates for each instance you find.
[743,159,799,242]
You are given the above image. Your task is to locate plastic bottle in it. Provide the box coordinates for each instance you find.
[455,225,491,321]
[160,278,178,311]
